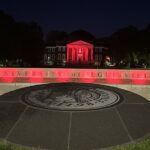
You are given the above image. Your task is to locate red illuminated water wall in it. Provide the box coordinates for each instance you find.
[67,40,93,64]
[0,68,150,85]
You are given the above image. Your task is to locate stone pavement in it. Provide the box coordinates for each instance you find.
[0,83,150,150]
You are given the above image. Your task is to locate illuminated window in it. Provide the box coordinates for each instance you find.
[62,47,66,52]
[78,48,82,53]
[62,54,66,59]
[47,54,52,61]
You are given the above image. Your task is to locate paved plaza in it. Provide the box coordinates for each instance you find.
[0,83,150,150]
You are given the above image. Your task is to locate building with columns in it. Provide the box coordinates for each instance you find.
[67,40,93,64]
[43,40,106,66]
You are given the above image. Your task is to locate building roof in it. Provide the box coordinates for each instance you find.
[46,40,107,47]
[67,40,93,47]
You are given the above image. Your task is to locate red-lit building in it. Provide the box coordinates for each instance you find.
[43,40,106,66]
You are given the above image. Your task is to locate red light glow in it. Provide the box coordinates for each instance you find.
[26,69,45,83]
[0,68,17,83]
[79,70,97,83]
[0,68,149,85]
[53,69,71,82]
[130,70,149,85]
[67,40,93,64]
[105,70,123,84]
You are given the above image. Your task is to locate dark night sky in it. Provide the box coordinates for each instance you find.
[0,0,150,37]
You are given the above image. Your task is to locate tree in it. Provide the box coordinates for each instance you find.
[46,30,68,45]
[0,10,15,59]
[0,10,44,66]
[109,26,139,61]
[11,22,44,66]
[68,29,95,42]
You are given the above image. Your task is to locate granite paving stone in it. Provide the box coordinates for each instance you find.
[0,103,26,138]
[0,87,30,102]
[0,83,149,150]
[0,84,49,102]
[100,85,149,104]
[7,108,70,150]
[117,104,150,139]
[120,91,149,103]
[69,109,130,150]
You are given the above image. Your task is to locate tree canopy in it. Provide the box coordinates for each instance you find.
[0,10,150,67]
[0,10,44,66]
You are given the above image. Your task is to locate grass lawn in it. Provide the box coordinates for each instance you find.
[0,138,150,150]
[112,138,150,150]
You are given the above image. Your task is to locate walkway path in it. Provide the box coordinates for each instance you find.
[0,83,149,150]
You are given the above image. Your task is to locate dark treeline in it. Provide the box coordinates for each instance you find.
[0,10,44,66]
[107,25,150,64]
[45,29,96,45]
[0,10,150,67]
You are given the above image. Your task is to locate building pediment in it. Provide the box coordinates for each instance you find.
[67,40,93,47]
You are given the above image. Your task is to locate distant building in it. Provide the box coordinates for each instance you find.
[43,40,107,66]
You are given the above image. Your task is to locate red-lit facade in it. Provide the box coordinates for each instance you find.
[67,40,93,64]
[43,40,104,66]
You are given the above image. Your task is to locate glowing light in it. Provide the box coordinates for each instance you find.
[105,70,123,84]
[0,68,17,83]
[67,40,93,64]
[78,49,82,53]
[105,56,111,60]
[54,69,71,82]
[26,69,45,83]
[80,70,97,83]
[130,70,149,85]
[0,68,149,85]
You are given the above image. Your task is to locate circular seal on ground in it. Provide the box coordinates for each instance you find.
[22,83,121,110]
